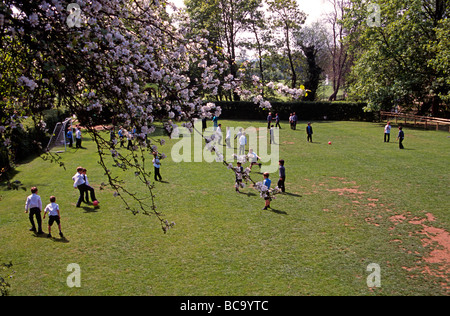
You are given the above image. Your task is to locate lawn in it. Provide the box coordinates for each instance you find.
[0,119,449,296]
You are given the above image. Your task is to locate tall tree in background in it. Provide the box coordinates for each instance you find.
[185,0,262,101]
[267,0,306,89]
[344,0,449,115]
[326,0,352,101]
[296,22,328,101]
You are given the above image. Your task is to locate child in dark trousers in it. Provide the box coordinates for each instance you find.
[397,126,405,149]
[278,160,286,193]
[306,122,313,142]
[25,186,44,234]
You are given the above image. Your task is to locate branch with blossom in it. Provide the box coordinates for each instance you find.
[1,0,300,230]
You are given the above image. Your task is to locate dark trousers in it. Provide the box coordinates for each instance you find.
[154,167,162,181]
[384,133,390,142]
[76,138,82,148]
[77,183,97,206]
[276,122,281,129]
[278,177,286,193]
[399,137,404,149]
[307,134,313,142]
[29,207,43,232]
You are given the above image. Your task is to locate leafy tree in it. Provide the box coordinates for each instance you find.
[267,0,306,89]
[343,0,450,115]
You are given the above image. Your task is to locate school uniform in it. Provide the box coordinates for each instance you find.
[73,172,97,207]
[306,125,313,142]
[44,202,60,226]
[398,130,405,149]
[25,193,43,233]
[75,128,82,148]
[384,124,391,142]
[278,165,286,193]
[153,157,162,181]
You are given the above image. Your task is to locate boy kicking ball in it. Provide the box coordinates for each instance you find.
[43,196,64,238]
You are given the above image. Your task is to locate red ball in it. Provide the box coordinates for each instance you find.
[93,200,99,206]
[328,141,332,145]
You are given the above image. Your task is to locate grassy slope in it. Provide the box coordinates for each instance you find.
[0,120,448,296]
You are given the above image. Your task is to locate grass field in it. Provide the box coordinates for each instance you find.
[1,120,449,296]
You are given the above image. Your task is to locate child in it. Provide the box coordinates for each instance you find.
[225,126,231,148]
[248,148,262,170]
[75,125,82,148]
[306,122,313,143]
[278,159,286,193]
[82,168,96,203]
[118,126,125,147]
[262,172,272,210]
[43,196,63,238]
[238,132,247,156]
[275,113,281,129]
[25,186,44,234]
[153,152,162,181]
[384,122,391,142]
[67,128,73,148]
[269,125,275,144]
[235,161,244,193]
[397,126,405,149]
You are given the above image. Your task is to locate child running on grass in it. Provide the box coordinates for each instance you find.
[43,196,64,238]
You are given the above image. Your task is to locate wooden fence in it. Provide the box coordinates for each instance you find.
[380,111,450,132]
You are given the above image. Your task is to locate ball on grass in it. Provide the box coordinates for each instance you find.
[93,200,99,207]
[328,141,332,145]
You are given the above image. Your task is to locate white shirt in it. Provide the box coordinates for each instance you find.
[75,129,81,139]
[72,172,85,188]
[239,134,247,146]
[248,152,259,163]
[25,193,42,211]
[385,125,391,133]
[44,202,60,216]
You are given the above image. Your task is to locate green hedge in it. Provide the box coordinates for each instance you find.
[216,101,374,121]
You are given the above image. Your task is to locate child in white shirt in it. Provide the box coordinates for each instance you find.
[43,196,63,238]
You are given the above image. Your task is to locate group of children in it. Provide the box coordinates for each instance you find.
[23,166,100,238]
[384,121,406,149]
[25,187,63,238]
[233,158,286,210]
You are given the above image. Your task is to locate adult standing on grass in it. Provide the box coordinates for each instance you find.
[25,186,44,234]
[384,121,391,142]
[397,126,405,149]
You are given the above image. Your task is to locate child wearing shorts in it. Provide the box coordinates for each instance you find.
[43,196,64,238]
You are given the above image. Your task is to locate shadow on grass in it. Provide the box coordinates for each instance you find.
[80,206,99,213]
[267,208,288,215]
[32,233,70,243]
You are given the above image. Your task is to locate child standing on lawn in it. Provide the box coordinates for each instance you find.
[278,159,286,193]
[153,152,162,181]
[43,196,63,238]
[25,186,44,234]
[262,172,272,210]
